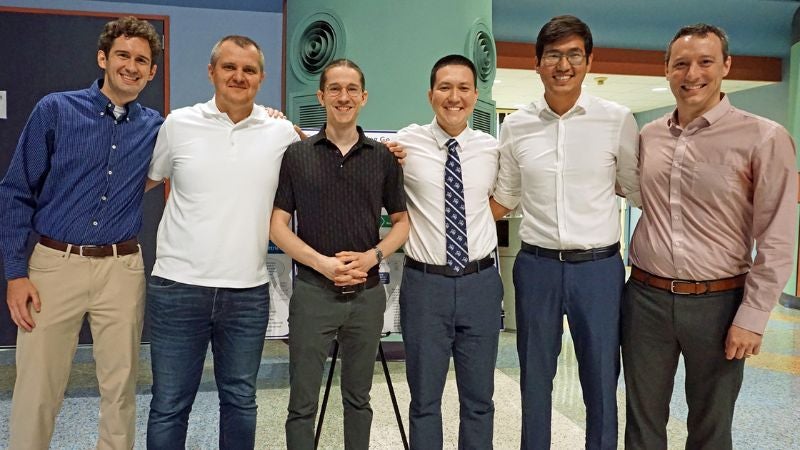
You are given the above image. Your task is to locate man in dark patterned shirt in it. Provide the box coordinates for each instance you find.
[271,59,409,450]
[0,17,162,449]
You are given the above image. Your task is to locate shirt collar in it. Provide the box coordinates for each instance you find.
[532,92,589,120]
[200,97,268,123]
[667,93,731,133]
[91,78,143,120]
[429,117,473,151]
[311,124,374,149]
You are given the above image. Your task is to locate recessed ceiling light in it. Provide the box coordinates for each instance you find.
[651,87,669,92]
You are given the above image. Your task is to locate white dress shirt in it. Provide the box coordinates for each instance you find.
[397,118,499,265]
[493,93,640,250]
[148,98,299,288]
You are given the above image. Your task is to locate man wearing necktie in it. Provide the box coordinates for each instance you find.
[491,16,640,450]
[397,54,504,449]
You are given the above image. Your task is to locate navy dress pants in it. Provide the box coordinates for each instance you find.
[401,265,503,450]
[514,250,624,450]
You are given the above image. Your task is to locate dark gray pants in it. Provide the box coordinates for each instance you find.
[285,278,386,450]
[621,279,745,450]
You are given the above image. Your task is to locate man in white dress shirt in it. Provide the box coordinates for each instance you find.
[491,16,640,450]
[397,54,503,449]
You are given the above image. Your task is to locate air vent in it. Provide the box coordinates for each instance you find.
[472,97,496,136]
[297,103,326,129]
[464,20,496,90]
[289,12,346,85]
[472,30,495,84]
[299,21,337,74]
[289,93,326,128]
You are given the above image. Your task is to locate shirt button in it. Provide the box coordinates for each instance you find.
[101,196,107,201]
[108,170,113,175]
[100,112,105,116]
[673,215,679,220]
[673,162,679,168]
[674,241,681,247]
[111,144,117,150]
[92,221,98,226]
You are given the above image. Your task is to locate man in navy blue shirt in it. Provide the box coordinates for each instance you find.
[0,17,163,449]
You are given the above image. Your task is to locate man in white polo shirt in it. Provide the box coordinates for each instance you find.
[144,35,299,449]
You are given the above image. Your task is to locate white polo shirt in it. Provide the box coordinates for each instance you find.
[148,98,300,288]
[397,118,499,265]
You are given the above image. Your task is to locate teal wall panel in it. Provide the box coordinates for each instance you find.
[286,0,495,131]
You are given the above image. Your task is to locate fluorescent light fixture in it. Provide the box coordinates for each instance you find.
[651,87,669,92]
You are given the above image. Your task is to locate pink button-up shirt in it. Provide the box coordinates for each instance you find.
[630,95,797,334]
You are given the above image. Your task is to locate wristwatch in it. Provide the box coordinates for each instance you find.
[373,246,384,264]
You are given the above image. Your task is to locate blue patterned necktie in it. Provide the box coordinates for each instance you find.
[444,138,469,272]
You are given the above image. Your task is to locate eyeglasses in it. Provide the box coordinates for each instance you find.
[324,85,363,97]
[540,52,586,67]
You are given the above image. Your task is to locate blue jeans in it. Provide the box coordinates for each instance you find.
[514,250,624,450]
[400,264,503,450]
[146,276,270,450]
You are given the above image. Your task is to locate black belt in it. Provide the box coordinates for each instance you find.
[296,265,380,296]
[521,242,620,263]
[404,255,494,277]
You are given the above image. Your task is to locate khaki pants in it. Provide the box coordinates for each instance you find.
[9,243,146,450]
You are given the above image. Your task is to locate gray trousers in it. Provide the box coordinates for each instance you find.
[285,278,386,450]
[621,278,745,450]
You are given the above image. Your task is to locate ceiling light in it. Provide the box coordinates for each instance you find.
[651,87,669,92]
[494,79,502,84]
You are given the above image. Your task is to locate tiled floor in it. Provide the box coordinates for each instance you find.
[0,306,798,449]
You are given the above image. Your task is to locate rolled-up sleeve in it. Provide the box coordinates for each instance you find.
[616,111,641,208]
[492,120,522,210]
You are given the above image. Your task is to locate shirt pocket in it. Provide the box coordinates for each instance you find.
[690,162,743,203]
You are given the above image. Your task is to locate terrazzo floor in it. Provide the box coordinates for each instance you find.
[0,306,798,449]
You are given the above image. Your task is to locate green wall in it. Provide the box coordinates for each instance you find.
[286,0,493,131]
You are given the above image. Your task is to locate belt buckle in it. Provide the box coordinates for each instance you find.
[340,286,357,295]
[78,245,100,257]
[670,280,709,295]
[558,251,565,262]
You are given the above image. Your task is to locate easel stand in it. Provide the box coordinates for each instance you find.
[314,337,409,450]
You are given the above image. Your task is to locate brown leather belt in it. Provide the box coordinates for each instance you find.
[40,236,139,257]
[630,266,746,295]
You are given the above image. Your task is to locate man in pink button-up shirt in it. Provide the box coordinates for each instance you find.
[622,24,797,450]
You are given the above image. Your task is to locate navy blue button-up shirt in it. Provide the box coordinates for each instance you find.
[0,80,163,279]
